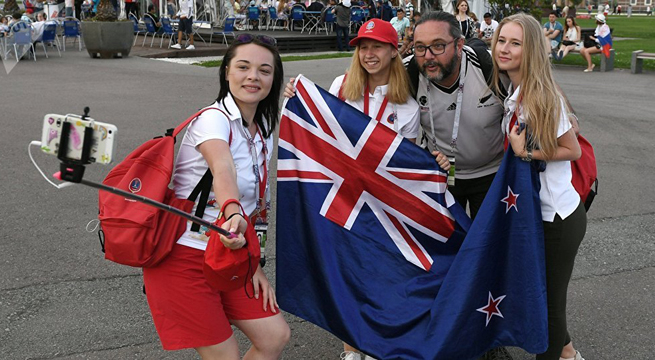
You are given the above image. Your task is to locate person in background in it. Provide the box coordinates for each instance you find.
[478,12,498,46]
[64,0,74,17]
[579,13,610,72]
[276,0,289,29]
[543,11,563,54]
[171,0,195,50]
[453,0,476,39]
[492,13,586,360]
[398,21,415,58]
[365,0,376,20]
[403,0,413,18]
[0,17,10,36]
[390,8,410,39]
[554,16,580,61]
[376,0,392,21]
[333,0,351,51]
[166,0,177,18]
[146,4,162,32]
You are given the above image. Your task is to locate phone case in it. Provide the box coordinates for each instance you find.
[41,114,117,165]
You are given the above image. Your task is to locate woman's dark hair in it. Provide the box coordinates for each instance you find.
[217,35,283,139]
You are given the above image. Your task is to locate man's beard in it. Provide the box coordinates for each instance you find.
[419,54,459,83]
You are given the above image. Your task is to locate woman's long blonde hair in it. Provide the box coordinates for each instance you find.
[491,13,562,160]
[340,45,412,104]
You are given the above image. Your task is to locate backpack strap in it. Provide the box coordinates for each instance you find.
[172,107,229,137]
[190,169,213,232]
[186,110,234,232]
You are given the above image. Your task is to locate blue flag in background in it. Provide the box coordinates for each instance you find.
[276,76,548,360]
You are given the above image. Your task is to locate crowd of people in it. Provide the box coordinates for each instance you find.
[131,4,590,360]
[543,9,613,73]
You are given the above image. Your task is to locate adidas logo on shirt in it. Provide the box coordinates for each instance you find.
[446,102,457,111]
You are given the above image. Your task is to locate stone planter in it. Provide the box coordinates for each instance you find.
[81,21,134,59]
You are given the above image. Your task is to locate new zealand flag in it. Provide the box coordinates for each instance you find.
[276,75,548,359]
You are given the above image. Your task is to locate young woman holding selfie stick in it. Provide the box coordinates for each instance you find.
[142,34,290,359]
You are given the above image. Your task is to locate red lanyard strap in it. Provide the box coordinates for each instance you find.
[363,83,389,122]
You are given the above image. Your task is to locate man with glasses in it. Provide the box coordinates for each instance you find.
[405,14,512,360]
[405,11,506,222]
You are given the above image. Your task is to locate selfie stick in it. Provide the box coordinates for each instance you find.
[55,109,233,238]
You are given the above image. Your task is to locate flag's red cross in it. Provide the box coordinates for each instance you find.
[278,80,456,271]
[501,186,519,213]
[476,292,506,326]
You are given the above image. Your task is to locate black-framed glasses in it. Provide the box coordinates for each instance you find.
[413,40,455,57]
[234,33,278,47]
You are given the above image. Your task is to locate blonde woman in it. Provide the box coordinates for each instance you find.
[453,0,476,39]
[276,0,289,29]
[492,13,586,360]
[555,16,581,61]
[285,19,449,360]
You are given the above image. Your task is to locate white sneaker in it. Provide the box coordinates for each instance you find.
[560,351,585,360]
[171,43,182,49]
[340,351,361,360]
[186,44,195,50]
[364,356,378,360]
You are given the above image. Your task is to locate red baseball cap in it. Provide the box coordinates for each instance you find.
[349,19,399,49]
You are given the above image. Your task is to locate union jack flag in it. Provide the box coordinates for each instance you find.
[278,75,469,271]
[276,76,548,359]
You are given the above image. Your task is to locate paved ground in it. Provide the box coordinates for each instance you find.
[0,48,654,360]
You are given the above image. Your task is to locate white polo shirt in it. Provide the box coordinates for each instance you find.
[328,74,420,140]
[173,93,272,250]
[502,85,580,222]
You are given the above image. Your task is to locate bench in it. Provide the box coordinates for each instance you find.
[566,48,615,72]
[631,50,655,74]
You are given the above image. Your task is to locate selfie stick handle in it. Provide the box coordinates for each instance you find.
[76,178,233,237]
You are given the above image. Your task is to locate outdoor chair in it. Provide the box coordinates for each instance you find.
[11,22,36,62]
[247,6,259,31]
[159,17,176,48]
[130,13,146,46]
[290,4,305,31]
[210,17,235,45]
[267,7,285,31]
[350,6,364,32]
[36,22,61,58]
[62,19,82,51]
[142,14,158,47]
[321,9,335,35]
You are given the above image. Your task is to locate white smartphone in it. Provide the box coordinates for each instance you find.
[41,114,117,165]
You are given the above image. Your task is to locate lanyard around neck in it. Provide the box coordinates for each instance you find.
[426,50,467,153]
[364,83,390,122]
[242,123,268,221]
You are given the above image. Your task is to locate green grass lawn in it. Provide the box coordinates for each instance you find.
[546,15,655,70]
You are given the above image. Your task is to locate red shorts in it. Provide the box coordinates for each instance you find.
[142,244,275,350]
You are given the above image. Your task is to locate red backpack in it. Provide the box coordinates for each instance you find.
[571,135,598,211]
[98,108,228,267]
